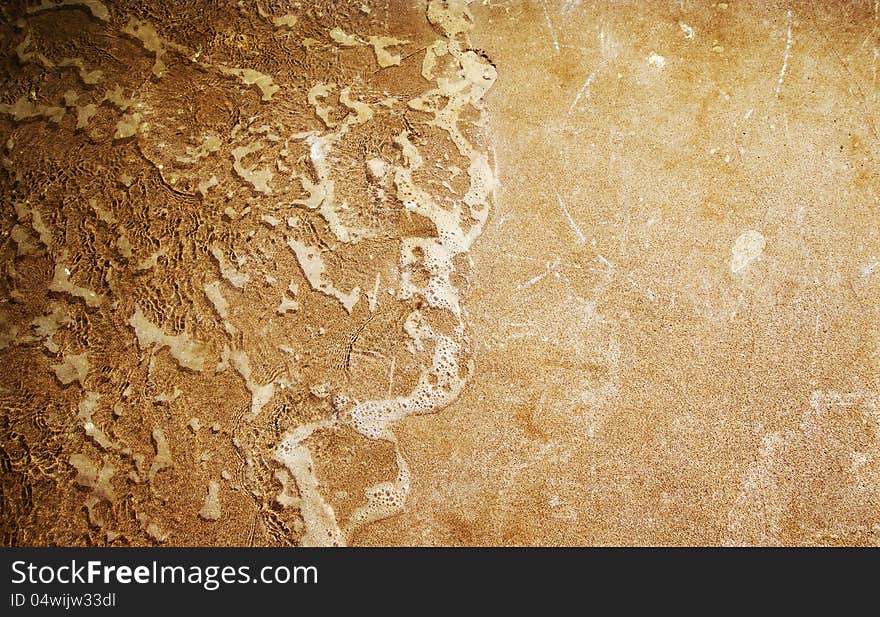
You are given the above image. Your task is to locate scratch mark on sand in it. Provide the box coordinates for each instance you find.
[540,0,561,55]
[775,10,794,97]
[517,258,562,291]
[556,192,586,243]
[568,70,597,114]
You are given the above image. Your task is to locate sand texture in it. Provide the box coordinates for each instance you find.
[0,0,878,546]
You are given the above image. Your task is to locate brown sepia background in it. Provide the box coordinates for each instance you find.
[1,0,878,546]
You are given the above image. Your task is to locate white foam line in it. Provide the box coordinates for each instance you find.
[775,10,794,97]
[541,0,561,55]
[368,272,381,312]
[556,192,586,243]
[387,357,395,396]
